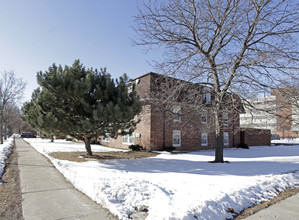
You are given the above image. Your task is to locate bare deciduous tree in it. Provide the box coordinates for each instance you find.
[3,103,22,138]
[134,0,299,162]
[0,71,26,143]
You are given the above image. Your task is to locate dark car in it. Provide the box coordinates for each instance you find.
[21,133,36,138]
[271,134,280,140]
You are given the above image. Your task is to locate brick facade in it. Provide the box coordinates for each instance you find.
[240,128,271,146]
[101,73,269,151]
[271,87,299,138]
[240,87,299,139]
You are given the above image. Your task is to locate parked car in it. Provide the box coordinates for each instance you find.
[21,133,36,138]
[271,134,280,140]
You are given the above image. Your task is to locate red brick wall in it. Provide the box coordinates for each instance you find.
[101,73,251,151]
[241,128,271,146]
[149,103,241,151]
[271,87,298,138]
[100,74,152,150]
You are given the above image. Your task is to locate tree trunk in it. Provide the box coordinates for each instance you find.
[0,115,3,144]
[214,110,224,162]
[51,135,54,142]
[4,124,7,140]
[84,136,93,156]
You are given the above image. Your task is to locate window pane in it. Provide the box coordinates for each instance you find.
[173,130,181,146]
[201,133,208,146]
[224,132,229,145]
[122,136,128,144]
[173,106,181,122]
[203,92,211,104]
[129,135,135,144]
[201,112,207,123]
[224,113,229,126]
[102,133,110,142]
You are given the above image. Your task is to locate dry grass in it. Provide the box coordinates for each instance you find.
[0,146,23,219]
[49,151,159,162]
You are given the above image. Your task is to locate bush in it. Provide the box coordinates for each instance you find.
[90,140,100,145]
[164,146,176,152]
[129,144,143,151]
[237,143,249,149]
[66,138,73,141]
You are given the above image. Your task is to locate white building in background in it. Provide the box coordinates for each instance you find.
[240,95,277,132]
[240,87,299,138]
[291,100,299,132]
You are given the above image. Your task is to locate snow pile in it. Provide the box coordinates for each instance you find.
[0,137,15,182]
[26,138,299,220]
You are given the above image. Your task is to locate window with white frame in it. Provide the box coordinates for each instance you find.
[201,111,208,123]
[201,133,208,146]
[122,131,135,145]
[101,133,110,143]
[223,112,229,126]
[223,132,229,146]
[173,106,181,122]
[172,130,181,147]
[203,92,211,104]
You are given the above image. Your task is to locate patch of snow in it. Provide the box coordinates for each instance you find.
[26,138,299,220]
[272,138,299,144]
[24,138,128,153]
[0,137,15,183]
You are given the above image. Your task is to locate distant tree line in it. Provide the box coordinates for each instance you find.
[0,71,26,143]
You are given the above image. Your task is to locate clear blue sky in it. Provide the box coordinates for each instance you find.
[0,0,160,103]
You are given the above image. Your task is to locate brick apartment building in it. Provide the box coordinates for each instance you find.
[240,87,299,138]
[101,73,270,151]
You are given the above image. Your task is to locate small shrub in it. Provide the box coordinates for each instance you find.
[129,144,143,151]
[90,140,100,145]
[237,143,249,149]
[66,138,73,141]
[164,146,176,152]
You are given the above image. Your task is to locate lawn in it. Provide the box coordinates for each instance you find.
[25,138,299,220]
[49,151,158,162]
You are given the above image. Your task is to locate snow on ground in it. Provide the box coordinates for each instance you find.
[0,137,15,182]
[272,138,299,144]
[25,138,128,153]
[25,138,299,220]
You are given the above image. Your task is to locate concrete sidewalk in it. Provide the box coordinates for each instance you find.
[16,138,118,220]
[245,193,299,220]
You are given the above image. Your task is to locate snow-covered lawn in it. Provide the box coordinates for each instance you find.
[0,137,15,182]
[272,138,299,144]
[24,138,127,153]
[25,138,299,220]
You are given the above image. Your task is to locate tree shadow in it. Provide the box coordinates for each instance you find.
[99,151,299,177]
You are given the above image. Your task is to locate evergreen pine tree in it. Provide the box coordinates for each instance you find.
[23,60,142,155]
[21,89,58,142]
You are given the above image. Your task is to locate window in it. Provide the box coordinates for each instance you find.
[201,133,208,146]
[173,106,181,122]
[201,111,208,124]
[172,130,181,147]
[223,132,229,146]
[223,112,229,126]
[203,92,211,104]
[101,133,110,143]
[122,131,135,145]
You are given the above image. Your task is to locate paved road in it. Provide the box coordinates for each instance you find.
[16,138,118,220]
[245,193,299,220]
